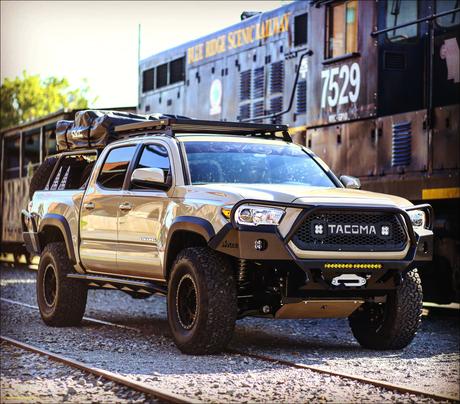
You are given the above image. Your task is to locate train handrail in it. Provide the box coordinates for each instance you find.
[371,7,460,37]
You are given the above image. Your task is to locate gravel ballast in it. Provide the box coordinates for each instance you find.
[0,342,159,403]
[1,265,459,402]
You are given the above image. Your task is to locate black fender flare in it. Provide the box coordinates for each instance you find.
[38,214,77,264]
[163,216,216,277]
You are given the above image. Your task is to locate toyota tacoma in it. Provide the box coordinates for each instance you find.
[22,111,433,354]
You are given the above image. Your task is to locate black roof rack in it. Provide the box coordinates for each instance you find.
[114,118,291,142]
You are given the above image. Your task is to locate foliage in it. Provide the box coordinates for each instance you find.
[1,71,94,129]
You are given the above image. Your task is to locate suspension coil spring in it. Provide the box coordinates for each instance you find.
[238,259,250,290]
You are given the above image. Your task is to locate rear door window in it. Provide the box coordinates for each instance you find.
[96,146,137,190]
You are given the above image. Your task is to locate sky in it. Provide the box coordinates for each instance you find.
[1,1,285,108]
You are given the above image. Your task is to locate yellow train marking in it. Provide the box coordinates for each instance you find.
[422,187,460,200]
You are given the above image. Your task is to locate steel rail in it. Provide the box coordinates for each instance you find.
[2,297,458,402]
[227,349,458,403]
[0,335,199,404]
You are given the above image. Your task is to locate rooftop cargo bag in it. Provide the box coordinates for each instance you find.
[56,110,170,151]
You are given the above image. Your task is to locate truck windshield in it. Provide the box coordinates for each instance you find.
[183,140,336,187]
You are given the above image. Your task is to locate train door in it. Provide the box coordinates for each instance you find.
[432,0,460,170]
[377,0,427,116]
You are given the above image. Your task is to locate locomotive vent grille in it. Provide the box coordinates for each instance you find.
[270,61,284,94]
[253,67,265,99]
[384,51,406,70]
[392,121,412,167]
[239,104,251,121]
[292,210,407,252]
[296,80,307,114]
[239,70,252,101]
[270,96,283,124]
[252,101,265,117]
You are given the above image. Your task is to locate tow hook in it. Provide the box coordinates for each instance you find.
[331,274,366,287]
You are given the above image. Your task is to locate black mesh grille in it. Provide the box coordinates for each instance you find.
[292,210,407,252]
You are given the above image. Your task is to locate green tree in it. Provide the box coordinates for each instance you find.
[0,71,94,129]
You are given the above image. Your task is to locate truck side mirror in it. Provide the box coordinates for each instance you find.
[340,175,361,189]
[131,167,170,190]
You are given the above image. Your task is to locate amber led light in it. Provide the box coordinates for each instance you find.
[324,263,383,269]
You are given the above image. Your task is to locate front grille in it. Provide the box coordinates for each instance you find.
[292,210,407,252]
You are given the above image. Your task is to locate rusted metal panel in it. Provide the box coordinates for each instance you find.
[376,109,429,176]
[307,119,378,177]
[433,105,460,171]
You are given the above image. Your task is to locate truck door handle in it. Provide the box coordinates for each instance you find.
[83,202,95,210]
[119,202,132,211]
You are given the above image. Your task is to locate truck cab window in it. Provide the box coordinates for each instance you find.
[326,0,358,58]
[386,0,418,42]
[97,146,137,190]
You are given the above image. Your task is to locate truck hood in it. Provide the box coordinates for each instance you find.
[193,184,412,208]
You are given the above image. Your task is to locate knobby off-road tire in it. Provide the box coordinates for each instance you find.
[167,247,237,355]
[37,242,88,326]
[349,268,423,350]
[29,157,58,199]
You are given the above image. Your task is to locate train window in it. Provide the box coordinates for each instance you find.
[142,68,155,93]
[170,57,185,84]
[23,132,40,177]
[49,154,98,191]
[294,13,308,46]
[4,135,20,179]
[436,0,460,27]
[326,0,358,58]
[45,129,57,156]
[385,0,417,42]
[156,63,168,88]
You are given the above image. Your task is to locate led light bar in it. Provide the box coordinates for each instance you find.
[324,263,383,269]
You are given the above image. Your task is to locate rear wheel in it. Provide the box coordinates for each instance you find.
[167,247,237,354]
[349,268,423,350]
[37,242,88,326]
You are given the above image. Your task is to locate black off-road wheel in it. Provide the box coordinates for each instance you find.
[37,242,88,326]
[29,157,58,199]
[167,247,237,355]
[349,268,423,350]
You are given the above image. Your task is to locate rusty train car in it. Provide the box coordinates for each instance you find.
[0,107,136,260]
[138,0,460,302]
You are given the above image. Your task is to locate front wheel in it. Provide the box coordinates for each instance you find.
[349,268,423,350]
[37,242,88,326]
[167,247,237,355]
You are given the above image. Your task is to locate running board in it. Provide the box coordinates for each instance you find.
[67,273,167,295]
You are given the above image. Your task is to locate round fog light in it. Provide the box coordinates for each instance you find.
[254,239,267,251]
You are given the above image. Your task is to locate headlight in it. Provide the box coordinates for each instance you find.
[408,209,426,228]
[234,205,285,226]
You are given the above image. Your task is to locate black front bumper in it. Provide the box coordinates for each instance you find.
[209,200,433,293]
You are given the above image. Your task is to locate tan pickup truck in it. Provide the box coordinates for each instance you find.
[22,115,433,354]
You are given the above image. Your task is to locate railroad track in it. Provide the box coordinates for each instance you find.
[0,334,198,404]
[1,297,458,402]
